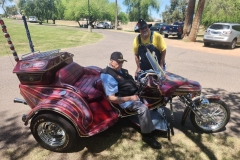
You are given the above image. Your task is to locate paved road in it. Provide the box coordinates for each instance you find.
[0,28,239,158]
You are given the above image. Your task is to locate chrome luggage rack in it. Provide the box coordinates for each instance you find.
[21,49,61,61]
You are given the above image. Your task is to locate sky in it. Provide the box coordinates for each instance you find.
[1,0,171,20]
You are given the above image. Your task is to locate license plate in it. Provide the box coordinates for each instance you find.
[211,31,220,34]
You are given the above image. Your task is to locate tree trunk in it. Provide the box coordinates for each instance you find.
[183,0,196,39]
[53,19,55,24]
[77,21,81,28]
[115,0,118,30]
[188,0,206,42]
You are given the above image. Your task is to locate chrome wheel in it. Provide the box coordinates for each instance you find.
[31,113,77,152]
[190,99,230,133]
[37,122,66,147]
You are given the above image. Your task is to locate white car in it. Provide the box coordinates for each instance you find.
[28,16,38,23]
[203,23,240,49]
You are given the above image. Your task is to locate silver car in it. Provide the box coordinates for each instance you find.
[97,22,112,29]
[203,23,240,49]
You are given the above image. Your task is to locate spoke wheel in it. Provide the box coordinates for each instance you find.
[30,113,78,152]
[190,99,230,133]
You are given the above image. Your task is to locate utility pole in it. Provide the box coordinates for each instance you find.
[115,0,118,30]
[138,1,140,19]
[88,0,92,32]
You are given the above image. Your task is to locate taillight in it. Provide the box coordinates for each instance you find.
[178,27,181,31]
[222,31,232,35]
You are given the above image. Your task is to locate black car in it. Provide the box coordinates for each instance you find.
[150,23,168,34]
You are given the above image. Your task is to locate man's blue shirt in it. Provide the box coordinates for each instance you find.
[100,69,133,109]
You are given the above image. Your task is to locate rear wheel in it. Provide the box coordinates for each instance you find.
[190,99,230,133]
[164,34,168,38]
[177,34,183,39]
[228,39,237,49]
[30,113,78,152]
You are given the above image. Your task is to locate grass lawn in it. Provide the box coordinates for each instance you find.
[0,18,103,57]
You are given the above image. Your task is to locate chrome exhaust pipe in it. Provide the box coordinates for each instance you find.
[14,98,28,105]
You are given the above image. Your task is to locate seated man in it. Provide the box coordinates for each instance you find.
[100,51,162,149]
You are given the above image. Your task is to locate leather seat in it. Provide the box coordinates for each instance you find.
[55,62,103,101]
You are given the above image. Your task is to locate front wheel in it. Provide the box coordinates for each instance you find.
[190,99,230,133]
[30,113,78,152]
[164,34,168,38]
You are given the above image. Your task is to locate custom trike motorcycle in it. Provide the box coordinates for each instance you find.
[0,17,230,152]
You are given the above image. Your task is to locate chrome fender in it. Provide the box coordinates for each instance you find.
[181,95,221,126]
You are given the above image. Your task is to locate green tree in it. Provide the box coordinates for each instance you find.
[118,11,128,24]
[18,0,27,12]
[123,0,160,21]
[0,0,14,17]
[55,0,66,20]
[20,0,60,24]
[5,5,18,16]
[162,0,187,24]
[201,0,240,27]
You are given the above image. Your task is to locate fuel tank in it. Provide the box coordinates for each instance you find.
[161,72,201,97]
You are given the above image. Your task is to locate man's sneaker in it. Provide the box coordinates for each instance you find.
[142,136,162,149]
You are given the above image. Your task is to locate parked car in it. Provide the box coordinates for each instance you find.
[97,22,113,29]
[162,21,184,39]
[28,16,38,23]
[150,22,168,34]
[203,23,240,49]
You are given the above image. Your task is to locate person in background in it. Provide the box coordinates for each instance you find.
[133,18,167,78]
[101,51,162,149]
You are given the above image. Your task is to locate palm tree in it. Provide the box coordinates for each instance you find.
[183,0,196,38]
[188,0,206,42]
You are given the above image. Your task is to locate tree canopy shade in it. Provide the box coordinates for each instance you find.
[201,0,240,27]
[123,0,160,21]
